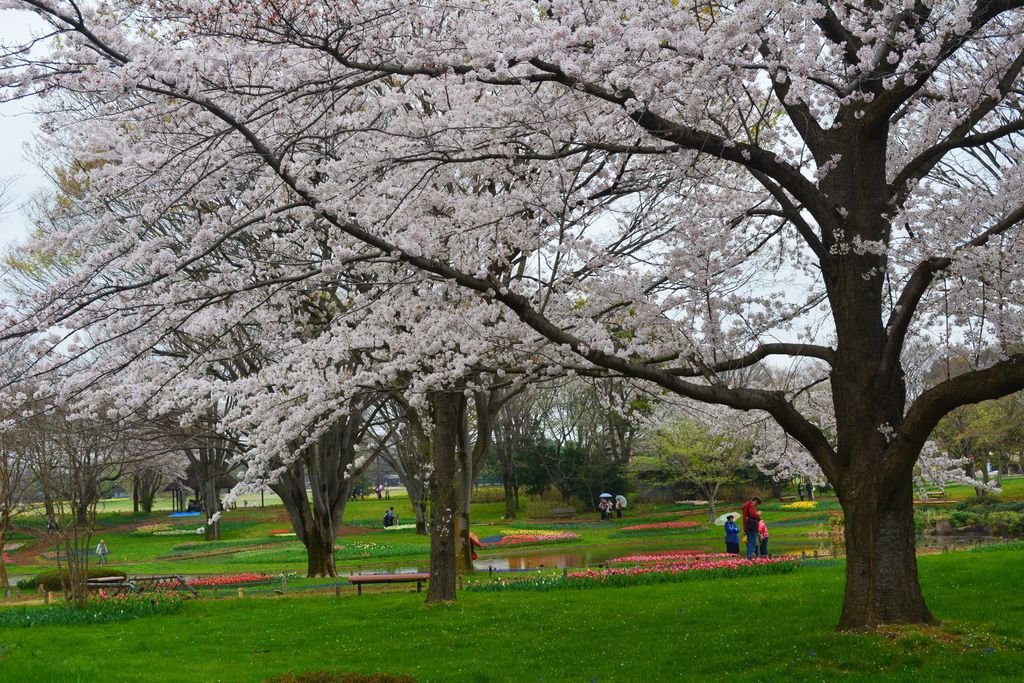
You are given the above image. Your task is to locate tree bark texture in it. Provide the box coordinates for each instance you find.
[427,392,461,603]
[838,474,932,629]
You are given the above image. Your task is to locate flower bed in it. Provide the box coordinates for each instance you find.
[483,529,580,547]
[224,540,427,564]
[334,542,426,559]
[155,527,205,536]
[0,591,184,628]
[136,523,205,536]
[2,551,12,564]
[189,572,276,588]
[607,550,708,564]
[269,529,297,537]
[619,520,702,532]
[781,501,818,510]
[468,554,797,592]
[383,524,417,531]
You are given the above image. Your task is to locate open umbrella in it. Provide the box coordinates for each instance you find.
[714,512,740,526]
[615,495,627,508]
[599,492,613,498]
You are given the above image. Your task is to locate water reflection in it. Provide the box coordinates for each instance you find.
[475,541,838,571]
[345,536,1008,575]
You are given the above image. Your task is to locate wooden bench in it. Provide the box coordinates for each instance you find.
[925,490,945,499]
[551,507,577,519]
[130,574,199,596]
[86,576,138,596]
[348,572,431,595]
[779,495,797,502]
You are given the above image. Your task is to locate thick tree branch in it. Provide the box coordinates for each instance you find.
[897,353,1024,470]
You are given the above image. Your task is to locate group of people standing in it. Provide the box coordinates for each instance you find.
[598,494,627,520]
[724,496,769,559]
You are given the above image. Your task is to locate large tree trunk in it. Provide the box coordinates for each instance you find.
[271,458,340,578]
[199,454,222,541]
[135,469,163,513]
[456,436,475,572]
[818,125,934,629]
[502,472,517,520]
[456,392,498,571]
[0,530,8,597]
[427,392,460,603]
[838,474,932,629]
[413,489,428,535]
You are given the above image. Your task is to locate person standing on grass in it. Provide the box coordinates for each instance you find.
[757,518,769,558]
[96,539,109,565]
[724,515,740,555]
[741,496,762,560]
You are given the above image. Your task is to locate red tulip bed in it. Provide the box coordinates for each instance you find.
[467,553,797,592]
[606,550,709,564]
[188,572,276,588]
[2,551,12,564]
[269,529,297,537]
[619,520,702,532]
[483,530,580,547]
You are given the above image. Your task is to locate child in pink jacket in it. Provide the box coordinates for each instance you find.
[757,518,769,558]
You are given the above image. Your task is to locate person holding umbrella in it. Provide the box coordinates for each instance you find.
[614,494,627,519]
[598,493,613,520]
[724,514,740,555]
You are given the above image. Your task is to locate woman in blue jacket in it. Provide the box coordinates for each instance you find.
[724,515,740,555]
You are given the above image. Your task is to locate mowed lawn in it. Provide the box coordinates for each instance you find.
[1,548,1021,682]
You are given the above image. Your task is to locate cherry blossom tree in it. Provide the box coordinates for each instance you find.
[3,0,1024,629]
[640,404,753,522]
[913,441,996,497]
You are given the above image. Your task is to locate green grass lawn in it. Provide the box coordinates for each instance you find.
[939,474,1024,500]
[0,547,1021,682]
[3,488,1023,681]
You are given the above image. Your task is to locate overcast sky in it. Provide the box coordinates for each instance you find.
[1,9,49,250]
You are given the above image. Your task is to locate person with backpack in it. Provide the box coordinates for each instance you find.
[741,496,762,560]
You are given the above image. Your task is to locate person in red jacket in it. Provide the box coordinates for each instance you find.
[741,497,762,560]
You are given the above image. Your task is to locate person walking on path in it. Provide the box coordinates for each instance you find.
[741,496,762,560]
[95,539,109,566]
[757,518,770,558]
[724,515,740,555]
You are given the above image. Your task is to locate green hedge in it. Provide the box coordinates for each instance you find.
[27,568,128,592]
